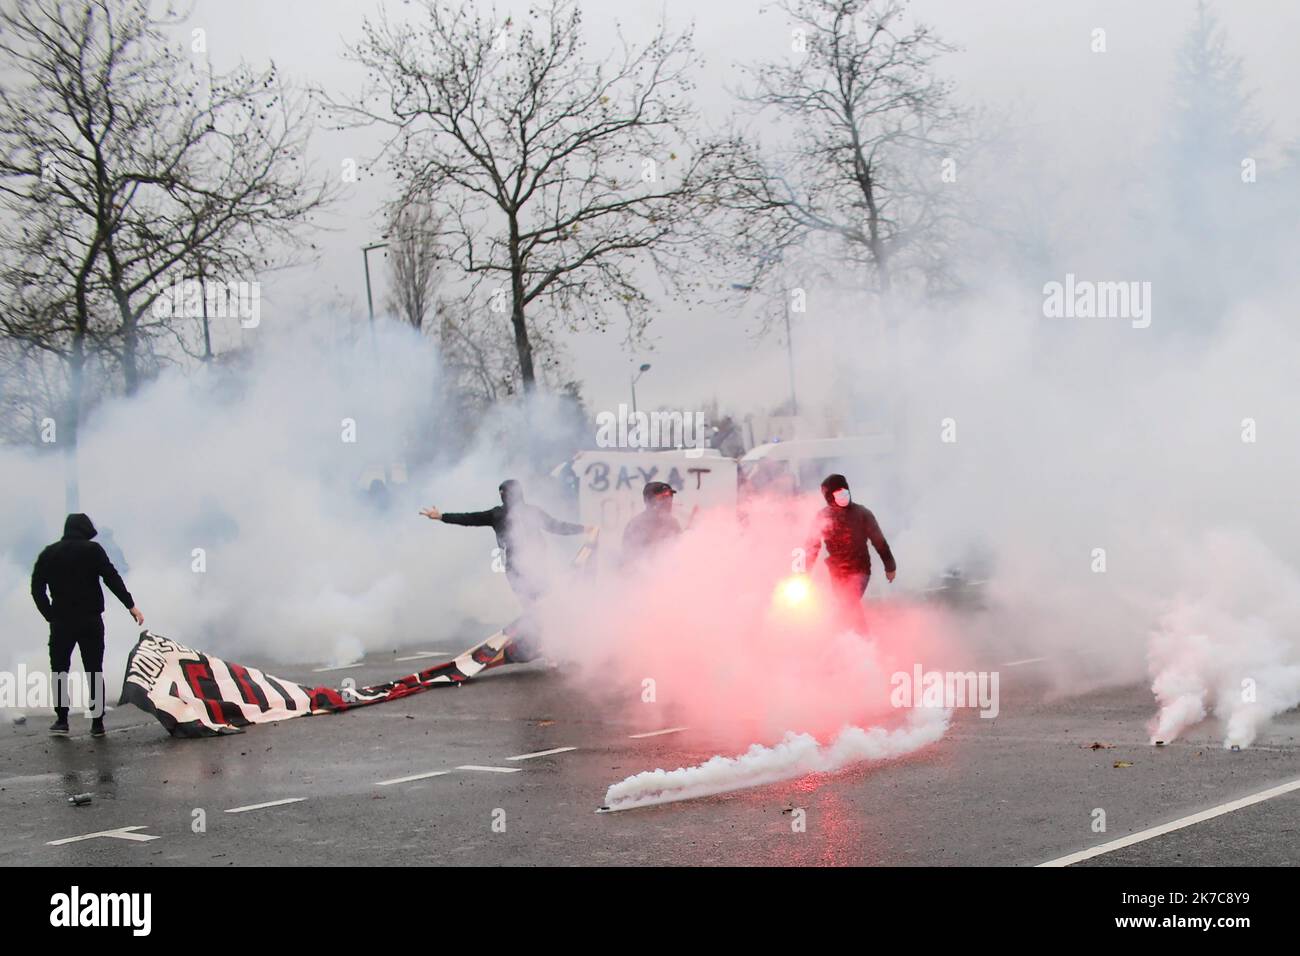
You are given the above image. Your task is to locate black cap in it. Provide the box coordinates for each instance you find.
[643,481,676,502]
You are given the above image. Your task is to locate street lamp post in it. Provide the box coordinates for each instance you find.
[630,362,651,415]
[363,240,392,484]
[362,241,389,344]
[783,306,798,417]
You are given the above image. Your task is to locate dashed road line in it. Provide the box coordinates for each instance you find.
[224,797,307,814]
[456,765,522,773]
[375,770,450,786]
[506,746,577,761]
[312,662,364,673]
[1002,657,1049,667]
[629,727,688,739]
[395,651,451,662]
[1038,776,1300,867]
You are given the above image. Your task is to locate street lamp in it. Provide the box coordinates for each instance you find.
[781,306,797,417]
[363,240,391,483]
[630,362,651,415]
[362,240,389,343]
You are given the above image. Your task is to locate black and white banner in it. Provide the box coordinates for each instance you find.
[118,623,523,737]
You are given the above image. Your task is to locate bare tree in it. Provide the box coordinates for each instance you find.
[325,0,744,391]
[377,200,578,408]
[0,0,334,427]
[732,0,968,299]
[436,289,573,408]
[384,200,443,332]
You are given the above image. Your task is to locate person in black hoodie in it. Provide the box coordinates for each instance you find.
[803,474,896,633]
[420,480,589,606]
[31,514,145,737]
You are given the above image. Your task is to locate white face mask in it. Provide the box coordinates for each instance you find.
[832,489,851,507]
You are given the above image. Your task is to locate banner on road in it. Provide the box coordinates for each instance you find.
[120,528,598,737]
[119,624,525,737]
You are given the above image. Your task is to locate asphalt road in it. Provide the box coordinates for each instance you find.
[2,638,1297,867]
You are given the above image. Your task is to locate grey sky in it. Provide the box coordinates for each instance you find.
[187,0,1300,414]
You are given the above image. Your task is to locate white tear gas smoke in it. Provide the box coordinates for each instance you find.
[752,280,1300,750]
[4,4,1299,762]
[898,293,1300,747]
[1148,530,1300,748]
[602,707,950,812]
[0,319,587,702]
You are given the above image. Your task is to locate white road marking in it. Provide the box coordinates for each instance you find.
[312,662,364,673]
[629,727,688,739]
[1038,776,1300,867]
[506,746,577,761]
[395,651,451,662]
[224,797,307,814]
[48,826,159,846]
[919,579,988,593]
[456,765,522,773]
[376,770,450,786]
[1002,657,1049,667]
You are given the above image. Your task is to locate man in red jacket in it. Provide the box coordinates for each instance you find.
[803,474,896,633]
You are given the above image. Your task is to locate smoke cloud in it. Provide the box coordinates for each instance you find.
[0,319,586,705]
[5,1,1298,782]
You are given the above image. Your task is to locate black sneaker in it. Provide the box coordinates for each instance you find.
[90,719,106,738]
[49,718,70,736]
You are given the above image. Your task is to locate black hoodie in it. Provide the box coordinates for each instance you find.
[31,514,135,623]
[440,490,584,576]
[804,479,896,578]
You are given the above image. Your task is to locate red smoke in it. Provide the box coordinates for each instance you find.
[536,492,957,747]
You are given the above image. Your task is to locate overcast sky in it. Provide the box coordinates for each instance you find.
[185,0,1300,415]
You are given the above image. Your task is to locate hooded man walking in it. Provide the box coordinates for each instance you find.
[803,474,896,633]
[31,514,145,737]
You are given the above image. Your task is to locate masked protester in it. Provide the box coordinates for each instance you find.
[622,481,682,567]
[31,514,145,737]
[803,474,896,633]
[421,480,588,607]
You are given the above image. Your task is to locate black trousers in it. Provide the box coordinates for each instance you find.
[49,617,105,719]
